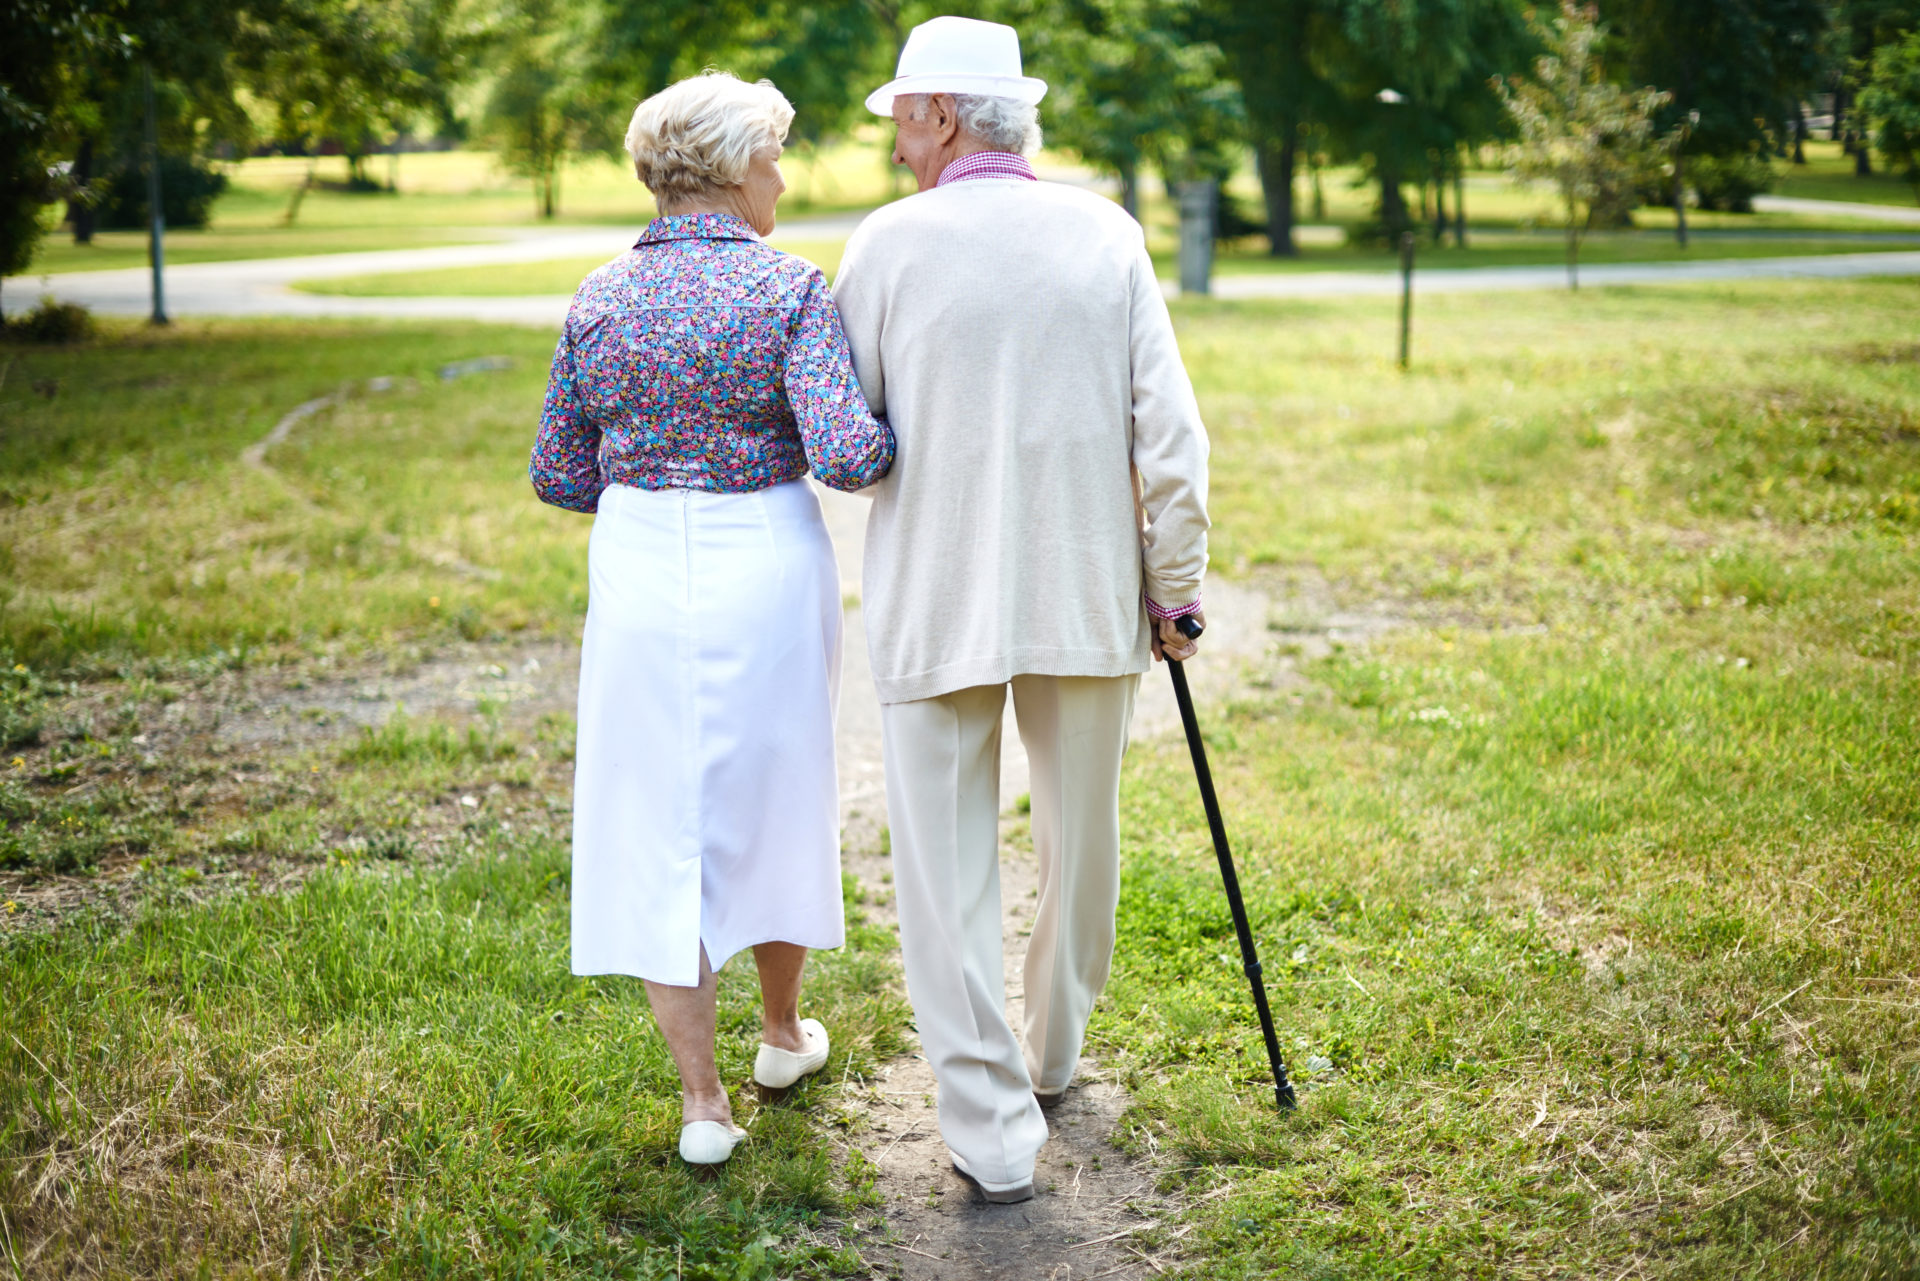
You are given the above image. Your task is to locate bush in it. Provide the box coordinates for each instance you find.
[1690,152,1774,213]
[95,155,228,230]
[2,297,95,344]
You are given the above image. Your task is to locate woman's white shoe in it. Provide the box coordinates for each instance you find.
[752,1018,830,1097]
[678,1119,747,1166]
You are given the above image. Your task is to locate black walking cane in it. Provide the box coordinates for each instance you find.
[1166,615,1297,1111]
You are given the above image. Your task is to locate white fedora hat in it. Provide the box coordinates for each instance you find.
[864,15,1048,116]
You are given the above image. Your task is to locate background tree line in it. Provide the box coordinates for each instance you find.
[6,0,1920,284]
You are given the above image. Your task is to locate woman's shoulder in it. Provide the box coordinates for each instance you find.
[566,237,822,320]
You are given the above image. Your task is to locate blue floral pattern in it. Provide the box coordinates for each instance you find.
[530,212,893,511]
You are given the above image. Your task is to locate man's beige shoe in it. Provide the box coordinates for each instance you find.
[950,1150,1036,1204]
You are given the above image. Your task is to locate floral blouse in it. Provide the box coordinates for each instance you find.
[529,212,894,510]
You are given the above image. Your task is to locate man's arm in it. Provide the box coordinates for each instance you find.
[1127,240,1210,618]
[830,229,888,422]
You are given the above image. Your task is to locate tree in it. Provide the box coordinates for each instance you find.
[728,0,890,206]
[1208,0,1336,255]
[1608,0,1830,213]
[234,0,437,222]
[1499,1,1673,289]
[1831,0,1920,174]
[1303,0,1535,244]
[1860,28,1920,198]
[0,0,125,312]
[1019,0,1237,220]
[478,0,598,219]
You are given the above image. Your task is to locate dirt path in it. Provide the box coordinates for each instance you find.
[10,421,1395,1271]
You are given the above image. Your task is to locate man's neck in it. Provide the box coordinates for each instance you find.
[918,139,991,192]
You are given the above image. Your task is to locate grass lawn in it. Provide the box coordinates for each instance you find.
[297,241,850,297]
[19,140,904,277]
[1773,141,1920,208]
[2,275,1917,1276]
[1095,280,1919,1278]
[290,230,1919,299]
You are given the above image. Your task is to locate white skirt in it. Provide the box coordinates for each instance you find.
[569,480,845,986]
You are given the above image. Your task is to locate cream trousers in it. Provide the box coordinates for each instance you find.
[880,673,1139,1190]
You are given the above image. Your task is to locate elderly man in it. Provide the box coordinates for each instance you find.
[833,16,1210,1202]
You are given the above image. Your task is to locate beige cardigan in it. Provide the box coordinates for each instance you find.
[832,178,1209,705]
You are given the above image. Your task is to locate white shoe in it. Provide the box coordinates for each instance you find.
[752,1018,830,1093]
[678,1119,746,1165]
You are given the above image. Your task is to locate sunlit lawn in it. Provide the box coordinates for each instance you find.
[22,141,1916,284]
[2,275,1916,1276]
[1773,140,1920,208]
[19,139,903,276]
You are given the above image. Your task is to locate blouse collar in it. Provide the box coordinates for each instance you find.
[637,212,762,247]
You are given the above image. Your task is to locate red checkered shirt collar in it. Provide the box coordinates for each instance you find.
[936,151,1038,187]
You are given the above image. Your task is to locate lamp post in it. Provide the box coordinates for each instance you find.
[1377,89,1410,369]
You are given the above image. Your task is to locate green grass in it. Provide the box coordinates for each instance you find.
[1087,282,1920,1277]
[293,231,1920,298]
[22,142,1913,283]
[4,277,1918,1274]
[0,321,584,669]
[3,824,905,1274]
[296,241,849,297]
[19,142,904,277]
[1773,140,1920,208]
[1180,228,1920,277]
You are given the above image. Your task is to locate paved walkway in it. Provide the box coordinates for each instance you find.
[1752,194,1920,224]
[11,200,1920,326]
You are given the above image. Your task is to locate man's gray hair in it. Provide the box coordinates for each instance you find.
[906,93,1042,156]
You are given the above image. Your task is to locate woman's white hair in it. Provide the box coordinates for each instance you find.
[625,71,794,204]
[905,92,1042,156]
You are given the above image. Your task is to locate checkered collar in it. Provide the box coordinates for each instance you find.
[936,152,1038,187]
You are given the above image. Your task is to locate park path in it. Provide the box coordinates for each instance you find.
[1751,193,1920,223]
[11,202,1920,326]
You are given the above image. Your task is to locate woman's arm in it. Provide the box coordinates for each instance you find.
[529,328,605,513]
[783,271,895,493]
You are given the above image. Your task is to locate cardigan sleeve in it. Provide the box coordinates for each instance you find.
[1126,241,1210,612]
[529,327,605,513]
[784,269,895,492]
[829,227,888,422]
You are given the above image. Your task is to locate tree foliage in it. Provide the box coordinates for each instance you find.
[1605,0,1829,203]
[0,0,127,298]
[1860,28,1920,195]
[1015,0,1238,218]
[1499,1,1673,289]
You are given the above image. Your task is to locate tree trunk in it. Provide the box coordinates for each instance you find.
[1119,161,1139,223]
[1566,219,1579,291]
[69,137,95,244]
[1793,104,1807,164]
[1831,83,1846,142]
[283,157,317,226]
[1255,131,1298,257]
[1673,151,1688,249]
[1379,167,1409,240]
[1454,168,1467,248]
[1433,171,1448,244]
[1856,140,1874,176]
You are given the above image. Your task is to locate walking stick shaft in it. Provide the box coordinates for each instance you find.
[1166,653,1296,1111]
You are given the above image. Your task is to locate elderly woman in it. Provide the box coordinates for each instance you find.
[529,72,893,1167]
